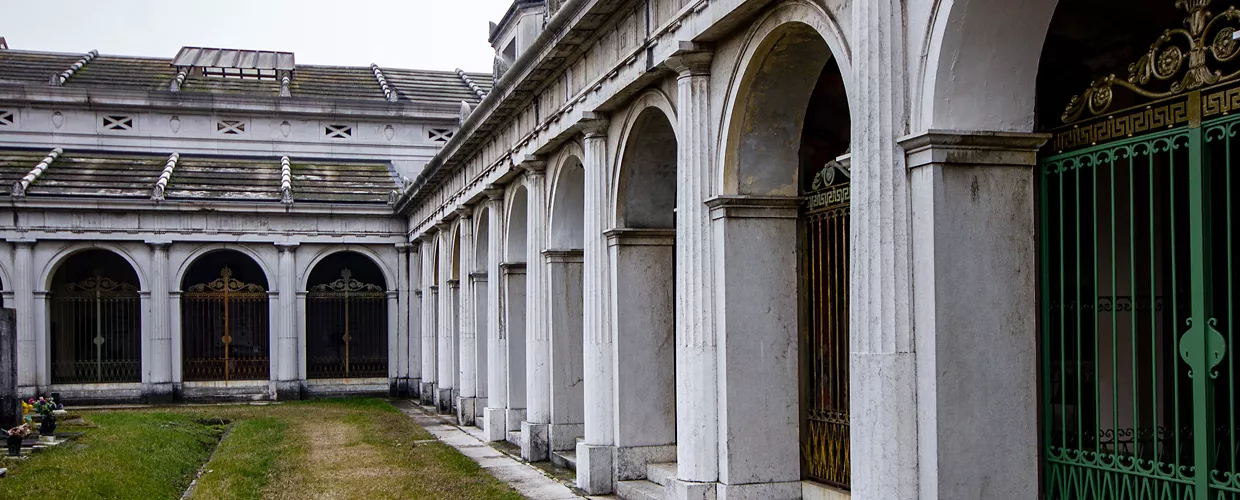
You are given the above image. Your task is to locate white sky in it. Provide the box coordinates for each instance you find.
[0,0,516,72]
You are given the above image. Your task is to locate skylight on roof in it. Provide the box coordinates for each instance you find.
[202,67,277,80]
[173,46,294,81]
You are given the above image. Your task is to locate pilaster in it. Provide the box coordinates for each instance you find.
[851,0,917,498]
[275,243,300,400]
[457,208,477,426]
[667,46,718,495]
[901,130,1047,500]
[394,243,412,396]
[419,235,438,406]
[409,240,422,399]
[12,240,34,391]
[436,221,455,413]
[577,115,617,494]
[483,188,510,441]
[518,156,551,462]
[146,241,174,402]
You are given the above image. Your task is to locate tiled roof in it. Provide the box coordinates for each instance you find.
[0,49,493,105]
[0,148,398,203]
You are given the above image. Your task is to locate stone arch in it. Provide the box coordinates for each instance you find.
[304,250,389,380]
[547,143,585,249]
[718,9,852,196]
[179,248,272,382]
[174,243,274,293]
[42,242,147,292]
[474,206,491,271]
[919,0,1058,132]
[298,245,396,293]
[610,89,678,229]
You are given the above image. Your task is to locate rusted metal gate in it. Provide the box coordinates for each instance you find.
[49,273,140,383]
[800,159,851,488]
[181,267,269,381]
[306,268,388,379]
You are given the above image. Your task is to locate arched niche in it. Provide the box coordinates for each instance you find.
[506,186,529,262]
[549,157,585,248]
[305,251,389,379]
[616,109,677,229]
[48,249,142,384]
[180,249,271,382]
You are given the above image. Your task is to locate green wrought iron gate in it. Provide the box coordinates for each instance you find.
[1041,83,1240,500]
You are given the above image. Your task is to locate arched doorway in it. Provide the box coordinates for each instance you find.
[547,156,585,456]
[504,186,529,435]
[612,106,678,477]
[305,251,388,379]
[181,250,270,382]
[49,249,141,384]
[721,19,851,490]
[473,208,491,421]
[1035,0,1240,497]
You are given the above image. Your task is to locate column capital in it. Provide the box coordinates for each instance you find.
[274,242,299,253]
[145,240,172,250]
[395,242,412,254]
[8,239,35,248]
[579,112,609,139]
[516,155,548,175]
[666,42,714,77]
[483,186,505,201]
[455,206,474,219]
[435,220,453,232]
[899,129,1051,170]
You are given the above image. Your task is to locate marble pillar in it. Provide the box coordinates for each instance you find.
[503,262,527,433]
[457,209,477,426]
[483,190,509,441]
[577,117,617,494]
[146,241,174,401]
[520,157,551,462]
[13,240,33,392]
[420,236,437,405]
[409,241,422,399]
[394,243,411,396]
[437,221,455,413]
[667,49,719,499]
[275,243,300,400]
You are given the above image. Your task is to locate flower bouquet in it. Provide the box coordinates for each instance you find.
[28,397,63,436]
[4,423,30,456]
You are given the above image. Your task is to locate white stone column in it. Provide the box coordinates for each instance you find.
[851,1,917,498]
[395,243,411,395]
[901,130,1046,500]
[386,289,399,387]
[503,262,527,432]
[577,116,616,493]
[519,157,551,462]
[456,208,478,425]
[266,290,281,396]
[147,241,174,401]
[667,49,719,497]
[409,240,422,398]
[12,240,34,393]
[419,236,438,405]
[436,221,456,413]
[275,243,299,399]
[482,189,510,441]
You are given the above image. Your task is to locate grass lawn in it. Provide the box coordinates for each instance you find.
[0,398,524,500]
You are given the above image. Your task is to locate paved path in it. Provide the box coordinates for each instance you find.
[395,401,593,500]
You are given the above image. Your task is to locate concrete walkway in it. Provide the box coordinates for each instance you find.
[395,401,590,500]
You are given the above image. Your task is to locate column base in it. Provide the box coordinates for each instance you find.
[505,408,525,431]
[141,382,175,404]
[483,407,508,441]
[616,444,677,480]
[273,381,302,401]
[670,479,717,500]
[520,421,549,462]
[437,388,454,414]
[390,378,410,397]
[576,442,615,494]
[456,397,476,426]
[420,382,436,406]
[548,422,583,451]
[409,377,421,399]
[717,481,800,500]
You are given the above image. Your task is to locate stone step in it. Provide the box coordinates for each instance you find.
[616,479,666,500]
[646,462,676,487]
[550,449,577,471]
[506,430,521,447]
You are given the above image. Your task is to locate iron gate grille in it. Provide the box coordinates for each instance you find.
[306,269,388,379]
[181,267,270,381]
[49,274,140,384]
[801,160,850,488]
[1040,103,1240,499]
